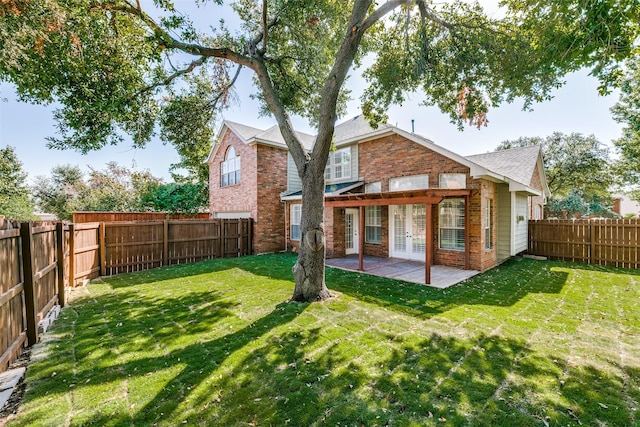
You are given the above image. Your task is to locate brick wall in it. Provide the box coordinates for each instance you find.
[209,130,288,254]
[358,134,470,191]
[256,144,288,253]
[209,130,258,218]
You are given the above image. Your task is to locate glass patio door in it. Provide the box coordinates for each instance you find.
[390,204,426,261]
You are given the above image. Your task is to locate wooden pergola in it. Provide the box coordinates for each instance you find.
[325,189,471,284]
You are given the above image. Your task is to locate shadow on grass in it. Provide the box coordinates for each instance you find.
[11,254,639,426]
[326,257,571,319]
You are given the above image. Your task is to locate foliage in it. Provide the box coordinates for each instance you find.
[139,182,208,214]
[612,56,640,198]
[496,133,616,217]
[31,165,90,220]
[7,254,640,426]
[545,190,618,218]
[2,0,638,300]
[0,146,37,220]
[85,161,162,212]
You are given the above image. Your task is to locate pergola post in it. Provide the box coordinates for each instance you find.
[358,206,364,271]
[425,203,432,284]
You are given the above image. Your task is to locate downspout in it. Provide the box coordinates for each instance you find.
[283,200,288,252]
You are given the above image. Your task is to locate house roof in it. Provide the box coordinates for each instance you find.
[206,120,315,163]
[333,115,392,143]
[465,145,541,187]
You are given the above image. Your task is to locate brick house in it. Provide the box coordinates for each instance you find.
[208,116,550,283]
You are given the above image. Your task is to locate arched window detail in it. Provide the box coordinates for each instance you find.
[221,146,240,187]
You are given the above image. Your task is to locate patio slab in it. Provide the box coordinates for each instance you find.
[325,255,479,289]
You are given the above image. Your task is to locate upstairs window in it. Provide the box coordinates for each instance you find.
[439,173,466,189]
[325,147,351,182]
[221,146,241,187]
[389,174,429,192]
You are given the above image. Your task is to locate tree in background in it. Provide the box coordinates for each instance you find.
[612,56,640,200]
[0,146,37,220]
[85,161,162,211]
[32,165,90,220]
[140,182,208,215]
[496,133,617,217]
[2,0,638,301]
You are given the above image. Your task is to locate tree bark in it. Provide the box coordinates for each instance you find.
[291,164,332,301]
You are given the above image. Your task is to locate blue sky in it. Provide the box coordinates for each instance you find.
[0,1,623,184]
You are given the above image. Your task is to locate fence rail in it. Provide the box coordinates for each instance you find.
[0,218,252,372]
[528,219,640,268]
[73,211,210,223]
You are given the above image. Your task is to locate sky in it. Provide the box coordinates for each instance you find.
[0,1,624,185]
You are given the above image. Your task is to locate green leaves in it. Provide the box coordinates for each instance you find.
[0,146,37,220]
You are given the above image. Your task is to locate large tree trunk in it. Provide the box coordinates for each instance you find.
[291,166,332,302]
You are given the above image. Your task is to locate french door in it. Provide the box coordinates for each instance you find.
[345,208,359,255]
[390,204,426,261]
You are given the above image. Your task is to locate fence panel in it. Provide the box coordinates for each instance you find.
[71,223,101,285]
[528,219,640,268]
[167,220,222,265]
[0,228,26,372]
[103,222,165,275]
[30,225,59,322]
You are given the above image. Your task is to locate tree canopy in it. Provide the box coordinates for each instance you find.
[496,133,617,218]
[612,56,640,199]
[0,146,37,221]
[2,0,638,300]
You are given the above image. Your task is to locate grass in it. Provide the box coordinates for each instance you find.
[6,253,640,426]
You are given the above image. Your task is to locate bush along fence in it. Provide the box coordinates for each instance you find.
[528,219,640,268]
[0,218,252,372]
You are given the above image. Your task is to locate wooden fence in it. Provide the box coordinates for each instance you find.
[73,211,210,223]
[528,219,640,268]
[0,222,69,372]
[0,218,252,372]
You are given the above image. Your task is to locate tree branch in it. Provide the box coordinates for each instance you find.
[141,56,207,95]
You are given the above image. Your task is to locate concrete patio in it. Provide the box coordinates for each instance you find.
[325,255,480,289]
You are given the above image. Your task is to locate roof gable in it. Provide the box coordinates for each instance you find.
[465,145,542,188]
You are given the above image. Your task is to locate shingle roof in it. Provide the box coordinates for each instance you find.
[465,145,541,186]
[333,115,391,143]
[225,121,263,140]
[254,125,316,150]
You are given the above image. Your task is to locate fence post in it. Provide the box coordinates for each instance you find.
[20,222,39,346]
[219,219,224,258]
[163,220,169,266]
[69,223,75,287]
[590,220,596,265]
[100,222,106,276]
[239,219,244,257]
[56,222,66,307]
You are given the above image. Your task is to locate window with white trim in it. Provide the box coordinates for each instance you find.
[221,146,240,187]
[485,198,492,249]
[324,147,351,182]
[389,174,429,192]
[439,198,465,250]
[290,204,301,241]
[439,173,466,189]
[365,206,382,243]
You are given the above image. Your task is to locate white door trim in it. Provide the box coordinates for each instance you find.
[345,208,359,255]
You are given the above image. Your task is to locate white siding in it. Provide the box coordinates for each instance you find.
[513,193,529,254]
[496,184,511,262]
[287,153,302,193]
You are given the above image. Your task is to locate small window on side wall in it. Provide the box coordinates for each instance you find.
[290,204,301,241]
[439,173,466,189]
[365,206,382,243]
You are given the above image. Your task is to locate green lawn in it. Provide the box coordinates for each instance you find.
[7,254,640,426]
